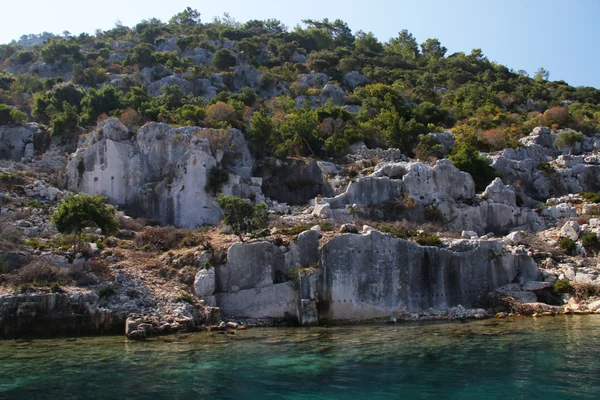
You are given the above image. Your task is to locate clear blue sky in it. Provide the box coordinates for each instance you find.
[1,0,599,88]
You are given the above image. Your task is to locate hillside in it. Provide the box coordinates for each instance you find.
[2,9,600,339]
[0,9,599,160]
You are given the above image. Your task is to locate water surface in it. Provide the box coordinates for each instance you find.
[1,316,599,399]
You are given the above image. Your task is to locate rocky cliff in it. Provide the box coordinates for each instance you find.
[67,118,262,228]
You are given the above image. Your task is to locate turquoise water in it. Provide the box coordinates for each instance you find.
[1,316,600,399]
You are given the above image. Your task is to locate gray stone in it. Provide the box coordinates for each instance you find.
[67,119,257,228]
[560,221,580,241]
[320,84,346,106]
[482,178,516,206]
[521,281,553,291]
[496,284,538,303]
[343,71,368,89]
[194,268,216,297]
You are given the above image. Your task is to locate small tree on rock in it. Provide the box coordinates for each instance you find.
[51,193,118,253]
[216,195,268,242]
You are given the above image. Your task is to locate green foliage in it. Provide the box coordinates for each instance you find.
[449,141,497,190]
[415,233,442,246]
[216,195,268,241]
[0,104,27,125]
[40,38,82,64]
[538,161,555,175]
[205,166,230,195]
[580,192,600,203]
[51,194,118,251]
[413,135,445,161]
[581,232,600,253]
[175,290,195,304]
[558,237,577,255]
[80,85,124,124]
[212,49,237,70]
[553,279,573,295]
[554,130,583,150]
[50,102,79,136]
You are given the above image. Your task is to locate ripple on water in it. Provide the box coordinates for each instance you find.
[0,316,600,399]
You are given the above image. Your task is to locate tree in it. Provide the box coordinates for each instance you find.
[216,195,268,241]
[420,38,447,59]
[388,29,420,62]
[51,194,118,253]
[449,141,497,190]
[534,67,550,81]
[212,49,237,70]
[169,7,201,28]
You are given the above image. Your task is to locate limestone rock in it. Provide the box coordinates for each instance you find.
[320,84,345,106]
[560,221,580,241]
[67,119,257,228]
[482,178,516,206]
[194,268,216,297]
[496,284,538,303]
[343,71,368,89]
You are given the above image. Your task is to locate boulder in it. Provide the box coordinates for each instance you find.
[0,125,36,161]
[343,71,368,89]
[194,268,216,297]
[482,178,516,206]
[320,84,345,106]
[560,221,580,241]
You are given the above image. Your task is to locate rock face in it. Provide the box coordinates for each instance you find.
[0,124,39,161]
[196,229,542,325]
[67,118,259,228]
[318,160,544,235]
[261,159,334,205]
[0,293,119,338]
[199,230,321,319]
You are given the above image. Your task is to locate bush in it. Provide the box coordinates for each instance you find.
[553,279,573,294]
[212,49,237,70]
[216,195,268,241]
[581,232,600,253]
[538,161,555,175]
[554,130,583,150]
[449,141,497,190]
[0,104,27,125]
[580,192,600,204]
[51,194,117,252]
[205,166,230,195]
[415,233,442,246]
[50,102,79,136]
[175,290,195,304]
[558,237,577,255]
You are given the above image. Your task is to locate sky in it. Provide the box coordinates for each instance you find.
[1,0,599,88]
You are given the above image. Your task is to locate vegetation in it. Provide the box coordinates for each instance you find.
[216,195,268,241]
[579,192,600,204]
[557,237,577,255]
[50,194,118,252]
[0,9,597,164]
[553,279,573,295]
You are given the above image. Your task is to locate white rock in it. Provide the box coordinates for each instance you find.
[560,221,580,241]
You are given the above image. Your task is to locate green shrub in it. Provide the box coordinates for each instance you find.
[553,279,573,295]
[415,233,442,246]
[554,130,583,150]
[175,290,195,304]
[449,141,496,191]
[216,195,268,242]
[580,192,600,204]
[558,237,577,255]
[0,104,27,125]
[538,161,555,175]
[212,49,237,70]
[581,232,600,253]
[205,167,230,195]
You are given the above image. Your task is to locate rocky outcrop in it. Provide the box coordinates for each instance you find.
[0,124,41,161]
[315,161,545,235]
[195,229,543,325]
[261,159,334,205]
[67,118,261,228]
[0,292,118,338]
[199,229,321,319]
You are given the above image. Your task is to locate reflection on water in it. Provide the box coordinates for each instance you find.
[1,316,600,399]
